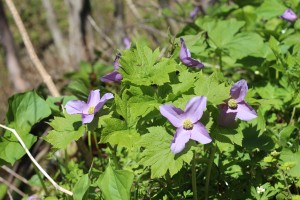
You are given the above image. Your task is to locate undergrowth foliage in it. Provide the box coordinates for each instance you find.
[1,0,300,199]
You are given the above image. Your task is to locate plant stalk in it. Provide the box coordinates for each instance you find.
[192,151,198,200]
[205,145,216,200]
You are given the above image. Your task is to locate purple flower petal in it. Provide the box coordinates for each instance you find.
[181,58,204,69]
[180,38,190,59]
[160,104,184,127]
[180,38,204,69]
[281,9,298,22]
[95,93,114,112]
[236,101,257,121]
[82,114,94,124]
[113,53,121,70]
[123,37,131,49]
[190,122,212,144]
[190,6,200,19]
[170,127,190,154]
[230,79,248,102]
[218,104,237,127]
[65,100,86,114]
[101,71,123,83]
[184,96,207,123]
[87,89,101,107]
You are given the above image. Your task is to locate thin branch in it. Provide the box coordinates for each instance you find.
[0,124,73,196]
[87,15,114,47]
[7,189,13,200]
[0,176,26,197]
[125,0,142,20]
[4,0,60,97]
[1,166,30,186]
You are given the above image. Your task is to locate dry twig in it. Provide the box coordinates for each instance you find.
[0,124,73,196]
[4,0,60,97]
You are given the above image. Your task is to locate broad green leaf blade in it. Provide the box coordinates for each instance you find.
[256,0,285,19]
[1,91,50,164]
[97,164,134,200]
[73,174,90,200]
[280,149,300,178]
[43,114,84,149]
[139,126,193,178]
[119,43,177,86]
[0,132,36,165]
[100,118,140,148]
[6,91,51,133]
[194,72,230,105]
[198,18,245,49]
[226,32,264,59]
[46,96,77,116]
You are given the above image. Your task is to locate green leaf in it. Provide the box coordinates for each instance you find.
[199,18,245,49]
[6,91,51,133]
[256,0,286,19]
[0,132,36,165]
[212,125,243,152]
[43,114,84,149]
[280,149,300,177]
[0,91,50,164]
[66,79,89,100]
[139,126,193,178]
[194,72,230,105]
[226,32,264,59]
[73,174,90,200]
[242,126,274,151]
[100,118,140,148]
[170,68,199,96]
[46,96,77,116]
[278,126,296,147]
[97,164,134,200]
[120,43,177,86]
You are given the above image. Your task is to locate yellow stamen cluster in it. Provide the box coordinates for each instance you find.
[228,99,238,109]
[88,106,95,114]
[183,119,193,130]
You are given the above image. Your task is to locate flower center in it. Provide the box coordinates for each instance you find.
[88,106,95,114]
[228,99,238,109]
[183,119,193,130]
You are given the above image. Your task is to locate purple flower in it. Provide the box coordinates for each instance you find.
[190,6,200,19]
[101,53,123,83]
[27,195,41,200]
[180,38,204,69]
[65,89,113,124]
[123,37,131,49]
[160,96,212,154]
[280,9,298,22]
[218,80,257,127]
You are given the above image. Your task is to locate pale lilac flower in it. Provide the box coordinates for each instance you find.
[190,6,200,19]
[27,195,41,200]
[280,9,298,22]
[123,37,131,49]
[180,38,204,69]
[101,53,123,83]
[218,80,257,126]
[160,96,212,154]
[65,89,113,124]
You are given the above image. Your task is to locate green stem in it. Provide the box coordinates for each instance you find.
[281,169,292,198]
[205,145,216,200]
[88,131,92,153]
[33,165,49,195]
[92,130,101,156]
[219,51,223,72]
[192,152,198,200]
[289,106,296,125]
